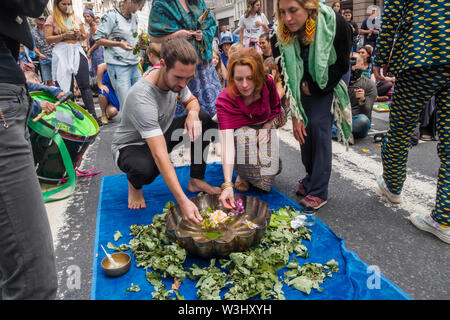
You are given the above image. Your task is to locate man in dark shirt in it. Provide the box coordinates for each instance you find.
[359,9,380,50]
[0,0,58,299]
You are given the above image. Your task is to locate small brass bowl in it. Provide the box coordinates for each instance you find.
[165,194,271,259]
[101,252,131,277]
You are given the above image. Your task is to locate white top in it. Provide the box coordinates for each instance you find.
[238,13,269,41]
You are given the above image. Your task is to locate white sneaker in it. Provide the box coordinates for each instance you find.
[410,214,450,244]
[377,174,402,204]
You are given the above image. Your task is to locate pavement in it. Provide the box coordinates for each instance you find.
[45,100,449,300]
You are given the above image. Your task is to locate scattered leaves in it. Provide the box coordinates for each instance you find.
[120,203,338,300]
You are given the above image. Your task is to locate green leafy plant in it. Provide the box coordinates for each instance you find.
[118,202,338,300]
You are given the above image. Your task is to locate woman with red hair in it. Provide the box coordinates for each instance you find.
[216,48,282,209]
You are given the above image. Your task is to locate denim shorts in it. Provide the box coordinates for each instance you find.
[40,61,52,83]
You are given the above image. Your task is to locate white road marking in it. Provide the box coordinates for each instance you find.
[276,126,437,218]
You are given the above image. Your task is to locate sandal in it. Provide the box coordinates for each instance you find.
[100,114,109,125]
[235,175,249,192]
[420,134,432,141]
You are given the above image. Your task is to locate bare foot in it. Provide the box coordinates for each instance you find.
[235,175,249,191]
[188,178,221,195]
[128,182,146,209]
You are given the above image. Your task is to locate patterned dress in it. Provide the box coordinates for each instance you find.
[148,0,221,118]
[88,32,104,78]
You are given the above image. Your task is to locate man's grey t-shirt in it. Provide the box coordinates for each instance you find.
[111,68,192,163]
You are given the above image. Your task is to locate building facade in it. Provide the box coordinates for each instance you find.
[325,0,383,26]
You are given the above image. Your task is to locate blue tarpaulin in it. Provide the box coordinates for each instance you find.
[91,163,411,300]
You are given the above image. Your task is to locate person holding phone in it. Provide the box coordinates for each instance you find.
[45,0,99,124]
[333,54,377,142]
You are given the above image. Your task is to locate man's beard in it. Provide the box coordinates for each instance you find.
[163,73,183,92]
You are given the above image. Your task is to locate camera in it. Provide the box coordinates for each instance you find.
[350,56,357,66]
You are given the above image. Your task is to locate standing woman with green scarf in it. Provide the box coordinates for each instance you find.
[148,0,222,119]
[271,0,352,209]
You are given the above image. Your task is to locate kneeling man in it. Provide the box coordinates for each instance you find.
[111,39,220,224]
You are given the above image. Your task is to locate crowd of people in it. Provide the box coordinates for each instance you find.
[0,0,448,300]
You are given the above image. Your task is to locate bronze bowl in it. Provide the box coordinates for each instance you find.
[101,252,131,277]
[165,194,271,259]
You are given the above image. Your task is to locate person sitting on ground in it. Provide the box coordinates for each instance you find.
[25,71,60,118]
[332,54,377,141]
[111,38,221,220]
[258,33,272,61]
[358,45,375,81]
[96,63,120,125]
[359,45,394,102]
[216,47,282,209]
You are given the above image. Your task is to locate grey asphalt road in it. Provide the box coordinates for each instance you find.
[51,105,449,300]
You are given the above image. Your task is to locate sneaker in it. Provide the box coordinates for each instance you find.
[296,180,307,196]
[410,214,450,244]
[376,174,402,204]
[300,195,327,210]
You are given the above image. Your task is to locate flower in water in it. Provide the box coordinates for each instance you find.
[208,210,230,228]
[242,219,258,229]
[228,199,245,216]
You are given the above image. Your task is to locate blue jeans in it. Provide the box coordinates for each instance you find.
[106,63,142,109]
[332,114,371,140]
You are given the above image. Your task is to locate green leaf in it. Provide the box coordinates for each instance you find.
[288,276,315,294]
[107,242,129,251]
[204,232,223,240]
[114,230,123,242]
[126,283,140,293]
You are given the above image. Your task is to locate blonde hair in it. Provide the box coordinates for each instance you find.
[276,0,319,46]
[52,0,78,34]
[263,57,281,84]
[147,42,162,59]
[212,50,225,86]
[244,0,262,18]
[228,43,244,58]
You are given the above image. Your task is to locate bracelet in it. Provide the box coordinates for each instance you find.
[221,182,234,190]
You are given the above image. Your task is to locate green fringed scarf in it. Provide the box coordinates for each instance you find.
[274,4,352,146]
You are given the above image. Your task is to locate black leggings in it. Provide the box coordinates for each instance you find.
[70,53,96,117]
[117,111,218,189]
